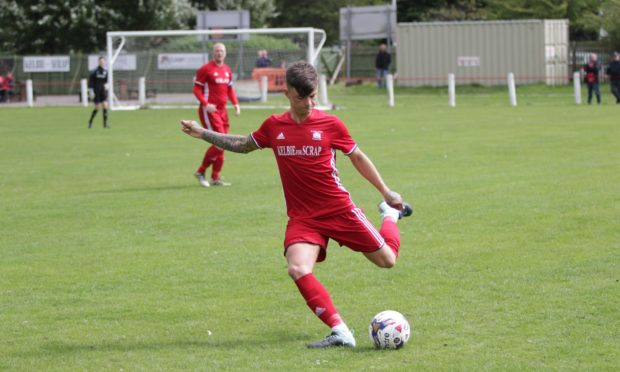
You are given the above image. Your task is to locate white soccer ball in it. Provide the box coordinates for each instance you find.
[369,310,411,349]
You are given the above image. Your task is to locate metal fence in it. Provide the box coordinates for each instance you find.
[0,41,614,98]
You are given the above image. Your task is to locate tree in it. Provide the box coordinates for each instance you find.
[483,0,604,41]
[214,0,278,27]
[424,0,486,21]
[0,0,195,54]
[270,0,386,45]
[600,0,620,49]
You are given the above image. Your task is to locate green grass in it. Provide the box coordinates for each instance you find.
[1,84,619,370]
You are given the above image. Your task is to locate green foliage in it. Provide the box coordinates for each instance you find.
[1,87,620,369]
[146,34,300,52]
[0,0,116,54]
[2,0,617,53]
[0,0,195,54]
[483,0,604,41]
[214,0,278,27]
[601,0,620,49]
[424,0,487,21]
[270,0,387,45]
[397,0,486,22]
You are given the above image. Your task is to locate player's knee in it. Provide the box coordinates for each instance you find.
[287,264,311,280]
[373,250,396,268]
[378,256,396,269]
[366,246,397,268]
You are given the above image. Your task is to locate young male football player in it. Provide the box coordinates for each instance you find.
[180,61,412,348]
[193,42,241,187]
[88,56,109,128]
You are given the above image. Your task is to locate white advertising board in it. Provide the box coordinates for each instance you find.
[158,53,209,70]
[23,56,70,72]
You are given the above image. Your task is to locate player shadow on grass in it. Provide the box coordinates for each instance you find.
[36,335,385,355]
[38,332,311,355]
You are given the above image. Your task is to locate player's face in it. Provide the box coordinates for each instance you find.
[213,44,226,64]
[99,58,105,67]
[285,86,317,117]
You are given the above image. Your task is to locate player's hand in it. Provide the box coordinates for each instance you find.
[88,89,94,100]
[383,189,404,211]
[206,103,217,113]
[180,120,205,139]
[234,104,241,116]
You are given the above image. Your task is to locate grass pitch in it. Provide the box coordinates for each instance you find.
[1,84,619,370]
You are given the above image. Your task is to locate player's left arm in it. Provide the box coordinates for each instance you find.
[348,147,403,210]
[227,80,240,116]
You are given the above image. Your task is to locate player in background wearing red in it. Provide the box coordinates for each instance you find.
[193,42,241,187]
[180,61,412,348]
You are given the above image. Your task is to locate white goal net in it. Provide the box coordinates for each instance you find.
[105,28,326,110]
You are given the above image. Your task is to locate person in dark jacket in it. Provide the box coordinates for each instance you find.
[255,49,273,68]
[88,56,109,128]
[582,53,601,105]
[0,72,14,102]
[606,52,620,104]
[375,43,391,89]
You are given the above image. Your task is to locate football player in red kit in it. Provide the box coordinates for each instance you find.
[180,61,412,348]
[193,42,241,187]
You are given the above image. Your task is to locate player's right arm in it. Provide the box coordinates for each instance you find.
[180,120,258,153]
[88,70,95,89]
[193,65,212,107]
[192,84,208,106]
[192,83,217,112]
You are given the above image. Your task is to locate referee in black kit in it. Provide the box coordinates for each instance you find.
[88,56,110,129]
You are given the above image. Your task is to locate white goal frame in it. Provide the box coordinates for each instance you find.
[106,28,327,110]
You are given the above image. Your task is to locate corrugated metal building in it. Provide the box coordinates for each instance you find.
[396,19,569,86]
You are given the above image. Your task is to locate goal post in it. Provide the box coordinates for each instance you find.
[105,28,327,110]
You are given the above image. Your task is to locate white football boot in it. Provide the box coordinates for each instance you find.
[194,172,210,188]
[307,329,356,348]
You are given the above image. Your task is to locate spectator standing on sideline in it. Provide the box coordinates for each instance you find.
[0,75,5,102]
[582,53,601,105]
[606,52,620,104]
[88,56,110,128]
[375,43,391,88]
[192,42,240,188]
[2,71,13,102]
[255,49,273,68]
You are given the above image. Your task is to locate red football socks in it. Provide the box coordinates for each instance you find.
[294,273,342,328]
[380,218,401,257]
[198,145,222,174]
[211,153,224,180]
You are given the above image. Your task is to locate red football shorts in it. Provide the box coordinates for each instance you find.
[284,207,385,262]
[198,105,229,134]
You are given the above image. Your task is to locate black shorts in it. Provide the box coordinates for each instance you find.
[94,90,107,104]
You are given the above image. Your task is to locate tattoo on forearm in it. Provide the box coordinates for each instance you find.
[200,130,257,153]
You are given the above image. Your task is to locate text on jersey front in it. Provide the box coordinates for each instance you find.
[277,145,322,157]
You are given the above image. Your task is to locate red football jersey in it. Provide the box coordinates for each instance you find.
[194,61,239,107]
[251,109,358,219]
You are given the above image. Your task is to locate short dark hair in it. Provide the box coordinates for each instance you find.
[286,61,317,98]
